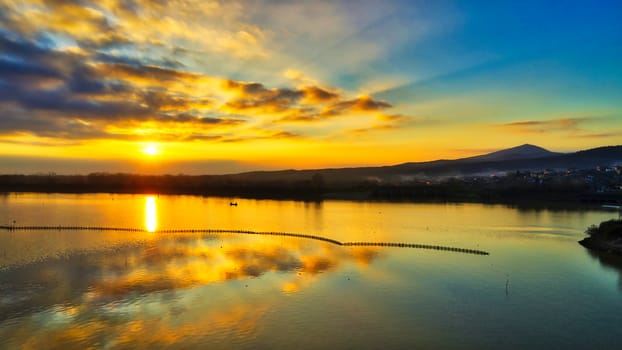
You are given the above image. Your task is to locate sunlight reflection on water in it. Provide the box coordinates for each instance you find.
[145,195,157,232]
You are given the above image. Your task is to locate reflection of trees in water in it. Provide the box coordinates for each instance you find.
[586,249,622,291]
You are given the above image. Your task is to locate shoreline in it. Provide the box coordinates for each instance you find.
[1,189,617,211]
[579,237,622,256]
[579,218,622,255]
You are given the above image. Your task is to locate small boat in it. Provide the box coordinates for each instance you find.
[229,202,238,206]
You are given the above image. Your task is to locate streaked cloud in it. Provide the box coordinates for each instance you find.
[495,118,588,134]
[570,131,622,139]
[1,0,268,59]
[347,114,413,134]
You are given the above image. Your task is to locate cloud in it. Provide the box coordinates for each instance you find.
[301,86,340,103]
[0,85,147,122]
[95,62,204,88]
[1,0,114,42]
[0,34,233,140]
[252,0,418,74]
[0,56,62,86]
[222,80,305,115]
[1,0,268,59]
[283,69,319,86]
[220,130,299,143]
[346,114,412,135]
[322,95,392,117]
[224,80,270,95]
[571,131,622,139]
[0,110,110,140]
[222,80,395,125]
[495,118,588,133]
[0,22,404,144]
[140,91,216,112]
[376,113,409,123]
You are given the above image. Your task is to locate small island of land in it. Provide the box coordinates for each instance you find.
[579,219,622,255]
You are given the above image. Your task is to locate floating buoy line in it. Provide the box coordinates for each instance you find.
[0,226,489,256]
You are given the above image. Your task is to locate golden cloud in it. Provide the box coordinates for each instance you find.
[322,96,392,117]
[0,24,405,142]
[301,86,340,104]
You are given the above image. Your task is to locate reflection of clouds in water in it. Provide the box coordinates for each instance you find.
[91,236,378,298]
[5,300,272,349]
[0,233,380,348]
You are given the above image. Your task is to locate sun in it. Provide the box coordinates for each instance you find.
[141,143,160,156]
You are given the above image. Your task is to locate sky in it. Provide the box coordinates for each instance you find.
[0,0,621,174]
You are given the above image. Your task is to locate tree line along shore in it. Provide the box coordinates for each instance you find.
[1,172,621,206]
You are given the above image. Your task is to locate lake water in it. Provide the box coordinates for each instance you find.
[1,193,621,349]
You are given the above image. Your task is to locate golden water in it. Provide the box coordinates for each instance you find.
[0,193,620,349]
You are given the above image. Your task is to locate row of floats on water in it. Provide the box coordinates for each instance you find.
[0,225,489,255]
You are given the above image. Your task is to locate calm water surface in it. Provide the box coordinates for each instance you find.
[1,193,621,349]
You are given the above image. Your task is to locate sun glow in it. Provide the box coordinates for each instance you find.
[141,143,160,156]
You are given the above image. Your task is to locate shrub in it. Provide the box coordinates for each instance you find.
[586,219,622,239]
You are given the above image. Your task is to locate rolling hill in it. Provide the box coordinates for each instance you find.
[228,145,622,184]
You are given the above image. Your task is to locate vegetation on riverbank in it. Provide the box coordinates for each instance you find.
[586,219,622,240]
[580,219,622,255]
[1,173,620,207]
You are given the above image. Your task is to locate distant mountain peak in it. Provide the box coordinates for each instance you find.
[465,144,561,162]
[514,143,548,151]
